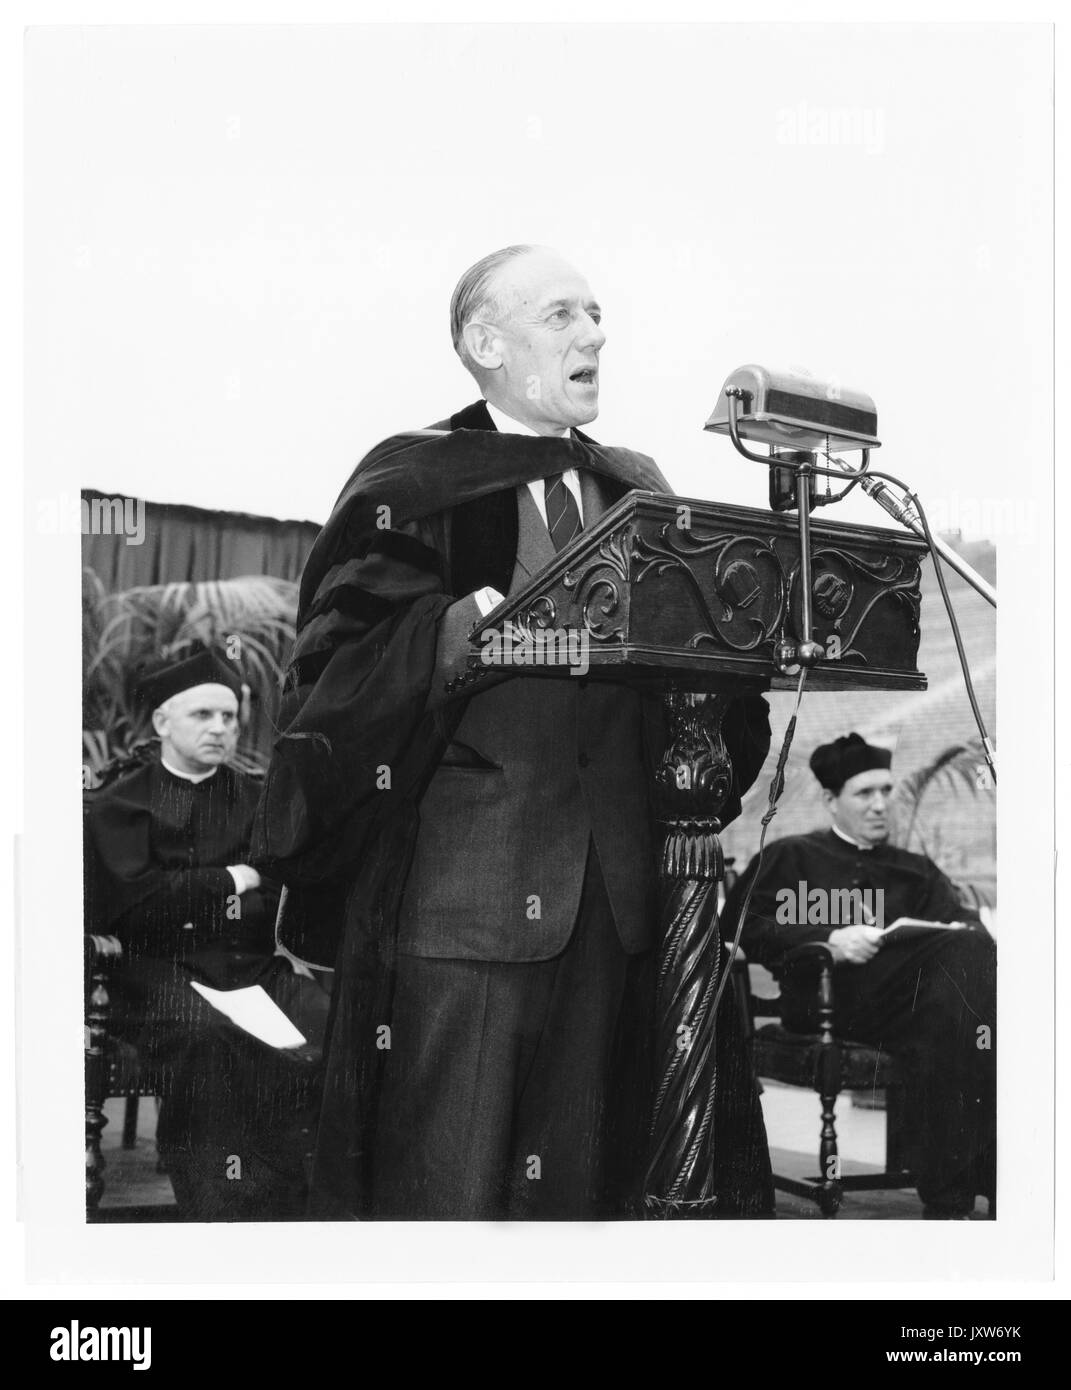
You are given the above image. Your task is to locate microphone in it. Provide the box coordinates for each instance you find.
[705,364,995,609]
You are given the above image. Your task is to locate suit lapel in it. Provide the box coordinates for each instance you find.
[511,484,557,587]
[578,466,618,526]
[443,401,633,596]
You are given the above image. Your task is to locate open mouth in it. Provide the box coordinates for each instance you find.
[569,368,597,385]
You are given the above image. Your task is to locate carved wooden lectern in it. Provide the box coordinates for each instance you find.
[466,491,928,1218]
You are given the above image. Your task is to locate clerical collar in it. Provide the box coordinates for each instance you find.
[830,822,874,852]
[484,400,570,440]
[161,756,218,786]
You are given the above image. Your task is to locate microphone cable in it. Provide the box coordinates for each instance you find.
[815,453,997,787]
[710,666,808,1019]
[906,486,997,786]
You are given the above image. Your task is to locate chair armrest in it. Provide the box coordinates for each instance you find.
[779,942,837,996]
[779,942,838,1046]
[84,932,123,996]
[781,941,836,968]
[84,932,123,963]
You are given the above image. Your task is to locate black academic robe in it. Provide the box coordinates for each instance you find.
[86,756,318,1219]
[726,828,983,972]
[252,401,773,1219]
[88,760,274,952]
[725,828,995,1210]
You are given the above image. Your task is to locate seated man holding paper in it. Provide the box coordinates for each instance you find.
[86,649,322,1220]
[724,732,996,1218]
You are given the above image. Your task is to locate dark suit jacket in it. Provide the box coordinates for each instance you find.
[395,400,769,962]
[397,404,658,958]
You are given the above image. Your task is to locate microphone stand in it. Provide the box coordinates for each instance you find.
[722,388,996,609]
[721,385,997,782]
[822,457,996,609]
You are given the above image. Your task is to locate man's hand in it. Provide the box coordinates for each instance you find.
[827,924,884,965]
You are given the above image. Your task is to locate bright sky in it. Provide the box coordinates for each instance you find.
[26,23,1051,538]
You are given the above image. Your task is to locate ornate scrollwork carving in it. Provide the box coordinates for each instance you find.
[518,594,558,631]
[653,692,734,828]
[633,525,787,653]
[553,524,632,643]
[787,547,922,661]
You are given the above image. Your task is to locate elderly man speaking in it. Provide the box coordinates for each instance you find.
[254,245,772,1220]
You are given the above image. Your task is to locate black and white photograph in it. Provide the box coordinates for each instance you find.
[11,8,1060,1300]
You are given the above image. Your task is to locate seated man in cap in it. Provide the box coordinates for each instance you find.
[724,732,996,1219]
[85,649,320,1220]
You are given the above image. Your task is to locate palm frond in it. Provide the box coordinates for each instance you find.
[82,570,299,768]
[890,740,990,840]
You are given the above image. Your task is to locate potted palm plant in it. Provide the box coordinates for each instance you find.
[82,567,298,786]
[888,737,996,924]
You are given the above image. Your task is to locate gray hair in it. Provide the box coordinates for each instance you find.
[450,244,536,372]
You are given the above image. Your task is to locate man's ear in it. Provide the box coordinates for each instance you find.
[820,787,837,815]
[461,320,504,371]
[151,707,168,738]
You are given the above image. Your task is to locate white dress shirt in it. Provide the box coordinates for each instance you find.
[472,402,585,617]
[483,401,585,526]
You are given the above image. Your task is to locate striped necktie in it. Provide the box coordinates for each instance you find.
[544,473,582,552]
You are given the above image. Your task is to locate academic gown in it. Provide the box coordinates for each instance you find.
[252,401,775,1219]
[725,829,996,1211]
[85,756,320,1220]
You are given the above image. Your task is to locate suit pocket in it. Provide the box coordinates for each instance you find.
[437,739,503,772]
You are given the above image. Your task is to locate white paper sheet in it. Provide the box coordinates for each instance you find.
[189,982,307,1049]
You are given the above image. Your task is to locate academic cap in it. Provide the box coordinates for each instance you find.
[809,732,892,792]
[132,648,244,714]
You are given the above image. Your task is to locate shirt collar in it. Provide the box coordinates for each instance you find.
[830,821,874,852]
[484,400,569,440]
[161,756,218,786]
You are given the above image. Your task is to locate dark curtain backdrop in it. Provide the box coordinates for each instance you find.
[81,488,321,590]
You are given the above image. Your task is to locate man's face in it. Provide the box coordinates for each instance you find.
[472,249,606,433]
[153,683,239,775]
[824,767,894,847]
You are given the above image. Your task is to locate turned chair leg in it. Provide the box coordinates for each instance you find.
[814,959,843,1218]
[885,1082,908,1173]
[122,1094,139,1149]
[85,935,121,1216]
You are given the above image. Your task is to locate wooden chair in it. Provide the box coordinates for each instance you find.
[84,934,179,1221]
[83,746,178,1221]
[733,942,917,1217]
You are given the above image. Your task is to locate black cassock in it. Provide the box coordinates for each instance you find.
[86,756,323,1220]
[725,828,996,1212]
